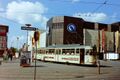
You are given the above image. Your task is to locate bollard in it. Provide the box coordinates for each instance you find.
[97,60,100,74]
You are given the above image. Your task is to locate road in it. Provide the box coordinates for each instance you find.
[0,58,120,80]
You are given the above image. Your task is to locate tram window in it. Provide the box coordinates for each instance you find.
[71,49,75,55]
[37,50,39,53]
[62,49,69,55]
[40,50,42,54]
[56,49,61,54]
[46,50,48,54]
[62,49,66,55]
[41,50,45,54]
[40,50,44,54]
[62,49,74,55]
[86,50,89,55]
[66,49,70,55]
[52,49,55,54]
[86,49,92,55]
[59,50,61,54]
[49,49,54,54]
[90,50,93,55]
[58,50,61,54]
[76,49,80,55]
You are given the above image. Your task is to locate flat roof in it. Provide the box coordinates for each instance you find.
[39,44,92,49]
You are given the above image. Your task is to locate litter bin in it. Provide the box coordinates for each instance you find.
[20,55,30,67]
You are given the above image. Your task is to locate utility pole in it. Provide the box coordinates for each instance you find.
[97,30,101,74]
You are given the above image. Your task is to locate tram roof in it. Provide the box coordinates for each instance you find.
[40,44,92,49]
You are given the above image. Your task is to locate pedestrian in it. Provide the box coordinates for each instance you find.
[8,49,13,61]
[3,49,8,62]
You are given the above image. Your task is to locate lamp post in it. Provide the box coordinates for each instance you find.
[17,37,19,50]
[21,25,42,80]
[25,24,31,51]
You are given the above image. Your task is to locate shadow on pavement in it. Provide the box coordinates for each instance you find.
[40,61,112,67]
[73,64,112,67]
[23,65,46,68]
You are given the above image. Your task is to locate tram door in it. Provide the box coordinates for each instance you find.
[56,49,61,61]
[80,49,85,64]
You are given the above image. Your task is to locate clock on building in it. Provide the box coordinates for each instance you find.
[67,23,76,32]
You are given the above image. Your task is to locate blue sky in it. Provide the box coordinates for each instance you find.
[0,0,120,48]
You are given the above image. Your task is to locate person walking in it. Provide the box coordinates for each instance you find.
[3,49,8,62]
[8,49,13,61]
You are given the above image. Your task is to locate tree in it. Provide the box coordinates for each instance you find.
[10,47,17,55]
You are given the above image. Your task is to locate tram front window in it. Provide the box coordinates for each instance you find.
[86,49,93,55]
[76,49,80,55]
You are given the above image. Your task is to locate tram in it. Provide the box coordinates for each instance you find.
[35,44,97,65]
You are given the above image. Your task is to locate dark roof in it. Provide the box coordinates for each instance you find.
[111,22,120,26]
[0,24,9,32]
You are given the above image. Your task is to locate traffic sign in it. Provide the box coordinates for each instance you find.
[21,26,38,31]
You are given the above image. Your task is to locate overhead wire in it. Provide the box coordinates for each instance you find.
[92,0,108,13]
[48,0,120,6]
[46,0,120,21]
[0,0,120,24]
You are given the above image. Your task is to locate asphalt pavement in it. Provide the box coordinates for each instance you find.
[0,58,120,80]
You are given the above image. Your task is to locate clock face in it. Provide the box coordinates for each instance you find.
[67,23,76,32]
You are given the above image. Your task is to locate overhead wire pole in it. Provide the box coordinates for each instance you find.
[92,0,108,13]
[92,0,108,75]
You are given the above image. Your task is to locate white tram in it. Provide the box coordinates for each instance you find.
[35,45,97,65]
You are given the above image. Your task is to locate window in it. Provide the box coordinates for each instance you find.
[0,44,2,49]
[3,36,6,41]
[52,23,63,29]
[48,49,54,54]
[0,29,6,33]
[0,36,2,41]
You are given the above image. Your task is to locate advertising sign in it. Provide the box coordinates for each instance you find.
[67,23,76,32]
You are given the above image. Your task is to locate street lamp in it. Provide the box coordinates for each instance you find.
[25,24,31,51]
[17,37,19,51]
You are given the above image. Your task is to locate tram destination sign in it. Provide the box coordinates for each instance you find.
[21,26,38,31]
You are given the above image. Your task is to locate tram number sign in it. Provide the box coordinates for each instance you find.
[21,26,38,31]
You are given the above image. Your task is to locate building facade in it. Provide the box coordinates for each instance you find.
[0,25,9,56]
[47,16,84,46]
[47,16,120,53]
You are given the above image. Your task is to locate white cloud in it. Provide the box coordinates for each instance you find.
[73,12,107,22]
[5,1,48,29]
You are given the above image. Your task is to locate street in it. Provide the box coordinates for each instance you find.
[0,58,120,80]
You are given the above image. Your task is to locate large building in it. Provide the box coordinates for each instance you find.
[0,25,9,56]
[46,16,120,54]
